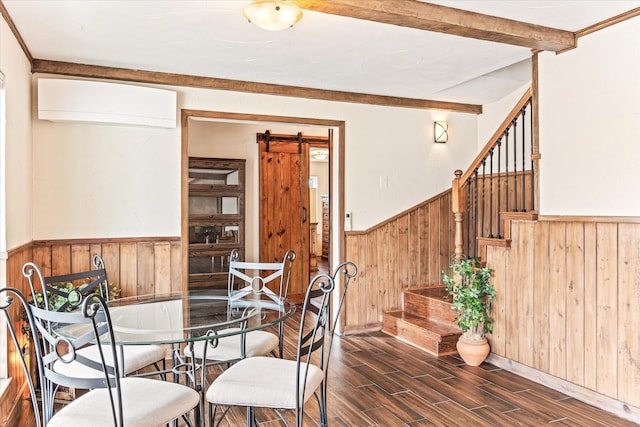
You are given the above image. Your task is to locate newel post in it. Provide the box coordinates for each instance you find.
[452,169,465,262]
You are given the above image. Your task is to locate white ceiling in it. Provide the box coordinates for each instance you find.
[3,0,639,106]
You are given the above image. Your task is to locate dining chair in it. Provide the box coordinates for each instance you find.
[22,255,167,378]
[205,261,358,427]
[0,287,200,427]
[183,248,296,392]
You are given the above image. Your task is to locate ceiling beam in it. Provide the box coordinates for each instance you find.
[293,0,576,52]
[32,60,483,114]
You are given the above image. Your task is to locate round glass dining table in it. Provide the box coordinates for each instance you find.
[52,289,295,427]
[104,289,296,345]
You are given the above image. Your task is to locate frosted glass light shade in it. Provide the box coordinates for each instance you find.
[243,0,303,31]
[434,121,449,143]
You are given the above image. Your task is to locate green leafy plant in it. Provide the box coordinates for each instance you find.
[442,258,496,341]
[21,281,120,337]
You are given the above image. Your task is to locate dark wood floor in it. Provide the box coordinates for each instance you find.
[10,302,637,427]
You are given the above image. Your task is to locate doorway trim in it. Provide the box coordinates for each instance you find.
[180,109,346,292]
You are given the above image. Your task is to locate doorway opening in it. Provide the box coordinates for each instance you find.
[180,110,345,296]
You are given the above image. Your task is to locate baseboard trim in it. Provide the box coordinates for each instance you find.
[486,353,640,424]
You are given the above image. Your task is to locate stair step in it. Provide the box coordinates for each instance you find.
[382,310,461,357]
[402,286,458,327]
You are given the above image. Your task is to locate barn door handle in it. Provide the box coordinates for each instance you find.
[302,207,307,223]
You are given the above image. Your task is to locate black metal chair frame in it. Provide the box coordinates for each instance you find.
[22,255,166,378]
[209,261,358,427]
[0,287,199,426]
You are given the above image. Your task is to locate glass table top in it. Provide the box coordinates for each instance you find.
[57,290,296,345]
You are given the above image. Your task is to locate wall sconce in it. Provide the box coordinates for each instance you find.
[434,121,448,143]
[243,0,303,31]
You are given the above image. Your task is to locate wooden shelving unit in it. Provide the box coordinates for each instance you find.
[187,157,245,290]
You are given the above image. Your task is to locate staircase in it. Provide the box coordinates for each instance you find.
[382,286,461,357]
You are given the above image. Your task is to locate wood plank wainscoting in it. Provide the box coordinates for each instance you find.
[31,237,183,297]
[485,216,640,420]
[1,237,182,425]
[343,189,454,333]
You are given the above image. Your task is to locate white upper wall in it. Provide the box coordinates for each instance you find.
[539,17,640,216]
[1,17,33,250]
[32,75,479,239]
[478,82,531,151]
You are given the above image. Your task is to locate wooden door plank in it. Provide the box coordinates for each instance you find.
[366,232,379,325]
[136,242,155,296]
[376,226,390,312]
[71,244,90,273]
[595,223,618,398]
[397,215,409,290]
[119,243,137,298]
[154,242,172,295]
[388,221,400,310]
[101,243,121,292]
[517,221,535,367]
[344,234,361,328]
[617,223,640,406]
[565,222,585,386]
[408,210,419,287]
[486,246,507,356]
[32,246,52,277]
[51,245,71,276]
[548,221,567,379]
[583,223,598,391]
[418,206,429,286]
[170,241,183,293]
[504,222,520,361]
[429,199,440,286]
[532,221,550,372]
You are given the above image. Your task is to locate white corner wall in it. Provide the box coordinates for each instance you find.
[1,17,33,250]
[538,18,640,216]
[477,82,531,150]
[33,74,479,239]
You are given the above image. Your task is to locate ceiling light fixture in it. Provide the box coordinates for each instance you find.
[434,121,449,143]
[243,0,303,31]
[310,149,329,161]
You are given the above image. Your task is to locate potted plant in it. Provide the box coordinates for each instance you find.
[442,258,496,366]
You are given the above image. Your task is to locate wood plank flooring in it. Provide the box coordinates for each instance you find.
[9,309,637,427]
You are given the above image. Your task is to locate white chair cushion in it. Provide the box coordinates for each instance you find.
[48,377,199,427]
[54,344,166,377]
[206,356,323,410]
[183,328,279,362]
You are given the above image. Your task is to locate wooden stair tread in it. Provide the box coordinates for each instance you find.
[404,286,450,299]
[384,310,461,336]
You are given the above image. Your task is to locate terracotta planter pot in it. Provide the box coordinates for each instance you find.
[456,336,490,366]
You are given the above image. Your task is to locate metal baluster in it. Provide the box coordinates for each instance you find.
[504,128,510,212]
[488,149,494,238]
[512,118,518,211]
[496,138,502,238]
[521,106,527,211]
[481,158,486,239]
[466,177,472,258]
[473,169,479,259]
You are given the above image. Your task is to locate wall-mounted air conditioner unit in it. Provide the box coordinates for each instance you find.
[38,78,177,128]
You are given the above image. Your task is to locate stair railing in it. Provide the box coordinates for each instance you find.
[452,88,538,261]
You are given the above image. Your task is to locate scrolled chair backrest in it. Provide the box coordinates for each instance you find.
[0,287,124,426]
[227,248,296,306]
[22,255,110,313]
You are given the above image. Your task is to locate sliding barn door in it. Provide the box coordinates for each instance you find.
[259,137,309,301]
